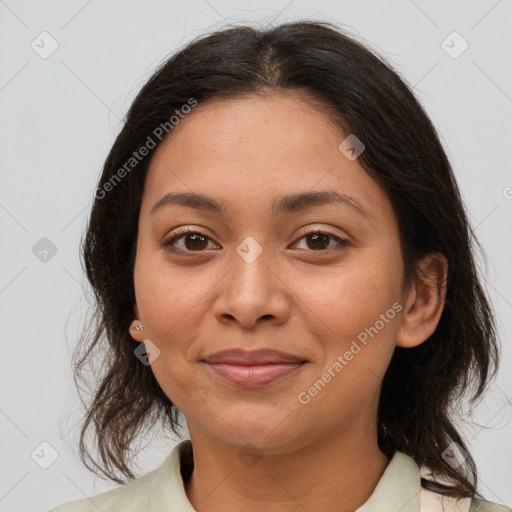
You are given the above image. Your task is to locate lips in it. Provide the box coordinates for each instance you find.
[202,349,308,387]
[202,348,307,365]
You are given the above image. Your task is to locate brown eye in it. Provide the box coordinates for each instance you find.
[161,229,218,252]
[161,227,349,255]
[293,230,349,252]
[305,233,330,250]
[182,233,209,251]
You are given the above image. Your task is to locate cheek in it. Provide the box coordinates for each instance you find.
[133,267,203,399]
[296,249,403,389]
[135,245,209,329]
[293,249,403,338]
[134,262,205,408]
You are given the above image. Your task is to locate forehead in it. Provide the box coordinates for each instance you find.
[141,92,395,226]
[147,92,346,175]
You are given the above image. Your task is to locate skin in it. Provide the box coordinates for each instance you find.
[129,91,447,512]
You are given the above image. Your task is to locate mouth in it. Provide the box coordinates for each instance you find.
[201,348,309,387]
[202,348,308,365]
[202,361,307,387]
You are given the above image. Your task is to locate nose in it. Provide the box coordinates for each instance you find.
[212,247,291,329]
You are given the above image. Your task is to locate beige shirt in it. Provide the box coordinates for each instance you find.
[49,439,510,512]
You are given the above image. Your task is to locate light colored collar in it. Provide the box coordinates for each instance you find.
[148,439,427,511]
[148,439,194,511]
[356,450,421,511]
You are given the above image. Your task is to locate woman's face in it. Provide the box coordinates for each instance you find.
[131,92,411,452]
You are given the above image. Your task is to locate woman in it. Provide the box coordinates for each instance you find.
[49,20,510,512]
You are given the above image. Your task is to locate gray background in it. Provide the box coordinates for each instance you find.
[0,1,511,511]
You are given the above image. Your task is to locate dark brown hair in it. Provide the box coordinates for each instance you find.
[72,20,499,499]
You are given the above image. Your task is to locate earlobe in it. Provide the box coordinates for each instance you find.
[397,252,448,349]
[130,303,145,342]
[129,319,145,342]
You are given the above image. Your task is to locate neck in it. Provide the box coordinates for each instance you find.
[183,428,391,512]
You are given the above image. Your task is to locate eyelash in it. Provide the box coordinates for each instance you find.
[160,226,350,255]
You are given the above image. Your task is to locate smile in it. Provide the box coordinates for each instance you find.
[203,362,307,387]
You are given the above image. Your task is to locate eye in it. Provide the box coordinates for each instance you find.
[291,228,350,252]
[161,227,219,253]
[160,226,350,254]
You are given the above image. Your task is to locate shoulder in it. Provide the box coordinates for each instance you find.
[48,440,192,512]
[48,467,158,512]
[419,462,510,512]
[420,486,511,512]
[469,499,512,512]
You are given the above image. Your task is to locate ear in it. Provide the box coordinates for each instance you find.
[129,303,145,343]
[397,252,448,349]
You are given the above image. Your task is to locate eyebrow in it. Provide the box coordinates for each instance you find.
[149,190,371,219]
